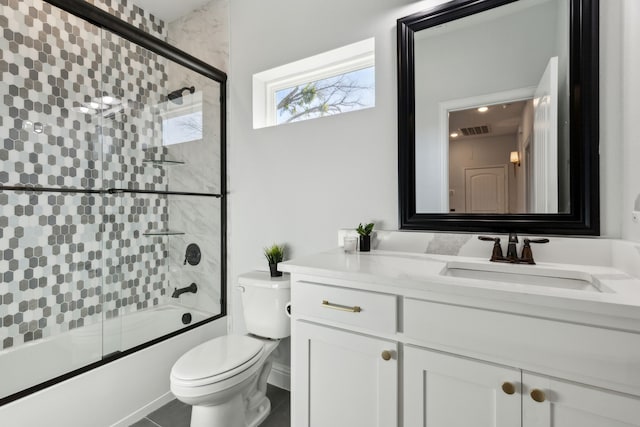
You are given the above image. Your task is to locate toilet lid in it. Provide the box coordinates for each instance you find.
[171,335,264,382]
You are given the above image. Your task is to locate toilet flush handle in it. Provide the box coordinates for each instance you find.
[285,302,292,318]
[236,285,246,293]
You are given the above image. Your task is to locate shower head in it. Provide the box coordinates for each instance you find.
[167,86,195,104]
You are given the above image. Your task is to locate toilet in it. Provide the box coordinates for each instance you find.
[170,271,291,427]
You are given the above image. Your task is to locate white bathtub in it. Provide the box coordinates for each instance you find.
[103,304,211,354]
[0,304,214,402]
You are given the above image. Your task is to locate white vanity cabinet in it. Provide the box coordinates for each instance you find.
[522,372,640,427]
[404,346,640,427]
[287,269,640,427]
[293,321,398,427]
[403,298,640,427]
[291,280,398,427]
[404,346,521,426]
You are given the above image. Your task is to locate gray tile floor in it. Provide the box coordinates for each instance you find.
[130,384,290,427]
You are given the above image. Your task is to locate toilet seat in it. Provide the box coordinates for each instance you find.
[171,335,264,388]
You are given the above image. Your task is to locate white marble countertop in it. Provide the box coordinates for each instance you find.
[279,248,640,331]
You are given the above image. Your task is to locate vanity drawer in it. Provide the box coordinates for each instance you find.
[293,281,397,334]
[403,298,640,396]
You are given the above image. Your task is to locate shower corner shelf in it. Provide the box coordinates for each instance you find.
[142,159,186,166]
[143,230,185,236]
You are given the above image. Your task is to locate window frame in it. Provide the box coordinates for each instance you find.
[253,38,375,128]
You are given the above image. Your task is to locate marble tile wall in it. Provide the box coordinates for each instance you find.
[162,0,228,316]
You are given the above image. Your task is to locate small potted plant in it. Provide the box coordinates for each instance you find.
[264,243,285,277]
[356,223,374,252]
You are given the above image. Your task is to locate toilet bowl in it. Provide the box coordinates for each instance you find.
[170,271,291,427]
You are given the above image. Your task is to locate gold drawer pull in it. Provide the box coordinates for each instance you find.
[321,300,362,313]
[530,389,546,403]
[381,350,392,361]
[501,382,516,395]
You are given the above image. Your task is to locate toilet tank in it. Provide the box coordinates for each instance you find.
[238,271,291,339]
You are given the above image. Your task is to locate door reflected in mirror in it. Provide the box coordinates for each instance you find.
[447,78,566,215]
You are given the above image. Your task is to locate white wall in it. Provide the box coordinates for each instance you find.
[227,0,631,378]
[621,0,640,242]
[600,1,624,238]
[228,0,445,366]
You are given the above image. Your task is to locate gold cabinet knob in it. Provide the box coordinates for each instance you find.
[501,382,516,395]
[530,389,546,403]
[381,350,392,361]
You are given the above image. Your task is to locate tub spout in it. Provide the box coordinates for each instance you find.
[172,283,198,298]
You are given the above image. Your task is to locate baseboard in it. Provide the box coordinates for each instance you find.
[268,362,291,391]
[110,391,174,427]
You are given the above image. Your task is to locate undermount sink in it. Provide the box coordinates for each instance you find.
[440,261,612,293]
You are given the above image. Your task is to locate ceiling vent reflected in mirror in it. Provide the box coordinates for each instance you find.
[459,125,490,137]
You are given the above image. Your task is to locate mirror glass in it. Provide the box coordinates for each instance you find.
[397,0,599,234]
[414,0,569,214]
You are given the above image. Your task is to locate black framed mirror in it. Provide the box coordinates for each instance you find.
[397,0,599,235]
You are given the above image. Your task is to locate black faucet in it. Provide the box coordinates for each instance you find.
[506,232,519,261]
[478,233,549,264]
[172,283,198,298]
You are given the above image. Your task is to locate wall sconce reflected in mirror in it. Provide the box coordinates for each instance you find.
[510,151,521,167]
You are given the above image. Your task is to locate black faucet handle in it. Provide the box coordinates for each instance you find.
[478,236,504,261]
[520,238,549,264]
[525,238,550,244]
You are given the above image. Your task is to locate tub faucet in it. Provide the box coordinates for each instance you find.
[172,283,198,298]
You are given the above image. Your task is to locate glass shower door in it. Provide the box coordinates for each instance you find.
[0,0,105,400]
[98,29,223,353]
[0,0,225,404]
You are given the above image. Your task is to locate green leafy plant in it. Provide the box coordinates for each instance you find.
[264,244,285,265]
[356,222,374,236]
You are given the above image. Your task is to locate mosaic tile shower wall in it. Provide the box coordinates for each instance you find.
[0,0,171,351]
[99,27,172,322]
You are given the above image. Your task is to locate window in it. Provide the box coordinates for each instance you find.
[161,91,203,146]
[253,38,375,129]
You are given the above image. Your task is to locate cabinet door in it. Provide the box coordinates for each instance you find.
[292,321,398,427]
[523,373,640,427]
[404,346,521,427]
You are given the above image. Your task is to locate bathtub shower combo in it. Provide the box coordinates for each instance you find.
[0,0,227,404]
